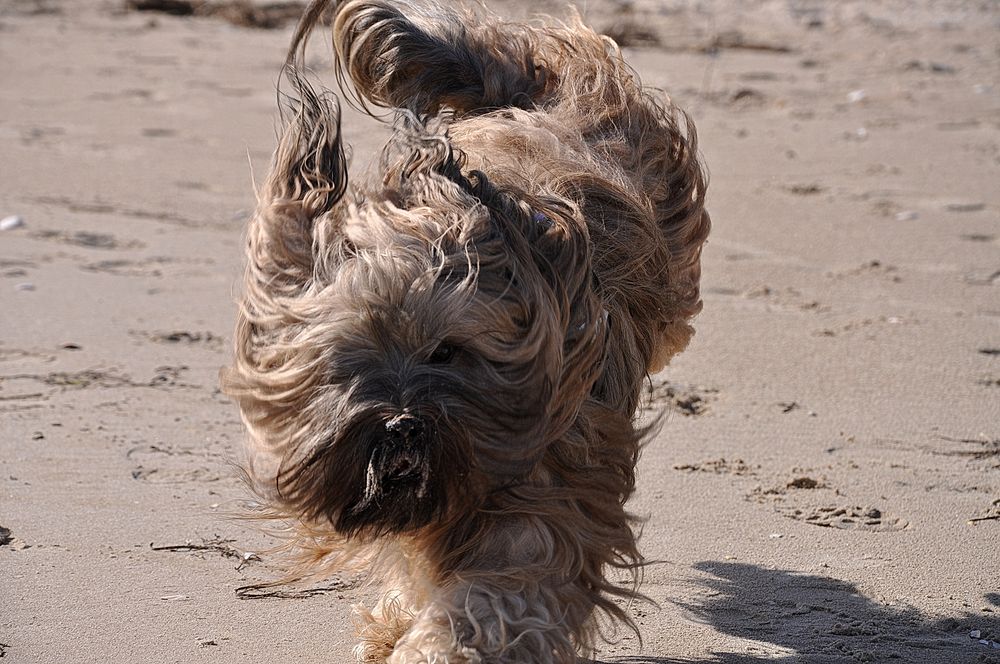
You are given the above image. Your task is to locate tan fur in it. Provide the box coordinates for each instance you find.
[222,0,709,661]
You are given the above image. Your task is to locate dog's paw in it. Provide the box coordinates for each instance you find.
[385,646,481,664]
[353,604,403,663]
[384,614,482,664]
[354,641,392,664]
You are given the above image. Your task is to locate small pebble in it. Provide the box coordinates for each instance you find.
[769,533,784,539]
[895,211,919,221]
[970,630,981,639]
[15,282,35,291]
[0,215,24,230]
[847,89,867,103]
[844,127,869,141]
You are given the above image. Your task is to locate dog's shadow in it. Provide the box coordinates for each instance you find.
[590,561,1000,663]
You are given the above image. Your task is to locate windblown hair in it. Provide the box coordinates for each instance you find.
[223,0,709,661]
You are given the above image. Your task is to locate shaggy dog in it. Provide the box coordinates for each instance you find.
[223,0,709,660]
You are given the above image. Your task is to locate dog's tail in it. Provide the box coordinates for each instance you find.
[287,0,550,116]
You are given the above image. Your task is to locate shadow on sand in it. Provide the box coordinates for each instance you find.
[591,562,999,663]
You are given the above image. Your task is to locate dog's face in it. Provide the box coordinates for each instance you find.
[279,221,572,538]
[227,101,607,540]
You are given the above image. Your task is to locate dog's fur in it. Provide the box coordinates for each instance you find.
[222,0,709,661]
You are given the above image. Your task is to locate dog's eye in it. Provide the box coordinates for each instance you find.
[428,342,457,364]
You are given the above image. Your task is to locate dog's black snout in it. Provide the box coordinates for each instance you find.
[384,415,425,446]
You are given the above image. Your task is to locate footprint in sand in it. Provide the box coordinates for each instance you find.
[127,442,224,484]
[743,285,827,313]
[674,457,758,477]
[131,467,222,484]
[31,229,143,250]
[132,330,223,349]
[781,505,909,532]
[81,258,168,277]
[644,380,719,416]
[826,260,902,283]
[81,256,214,277]
[0,366,192,390]
[961,233,996,243]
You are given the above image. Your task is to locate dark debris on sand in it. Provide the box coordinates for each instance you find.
[601,18,661,48]
[125,0,311,29]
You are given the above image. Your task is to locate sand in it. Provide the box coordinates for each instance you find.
[1,1,998,662]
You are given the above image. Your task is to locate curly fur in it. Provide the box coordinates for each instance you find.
[222,0,710,661]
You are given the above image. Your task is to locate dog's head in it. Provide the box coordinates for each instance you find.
[223,78,606,539]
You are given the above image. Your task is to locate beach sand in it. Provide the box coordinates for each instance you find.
[1,1,998,661]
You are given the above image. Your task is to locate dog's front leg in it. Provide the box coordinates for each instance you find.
[387,518,593,663]
[388,577,583,664]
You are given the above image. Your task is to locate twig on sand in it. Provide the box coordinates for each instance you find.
[968,515,1000,524]
[0,392,44,401]
[235,583,349,600]
[150,538,260,571]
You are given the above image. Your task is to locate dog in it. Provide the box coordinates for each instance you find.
[222,0,709,661]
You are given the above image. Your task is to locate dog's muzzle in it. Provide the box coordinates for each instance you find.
[380,414,427,481]
[355,414,434,514]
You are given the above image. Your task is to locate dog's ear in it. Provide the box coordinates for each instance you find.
[246,70,349,300]
[224,72,349,487]
[288,0,547,117]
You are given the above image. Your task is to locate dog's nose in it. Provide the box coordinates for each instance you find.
[385,415,425,446]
